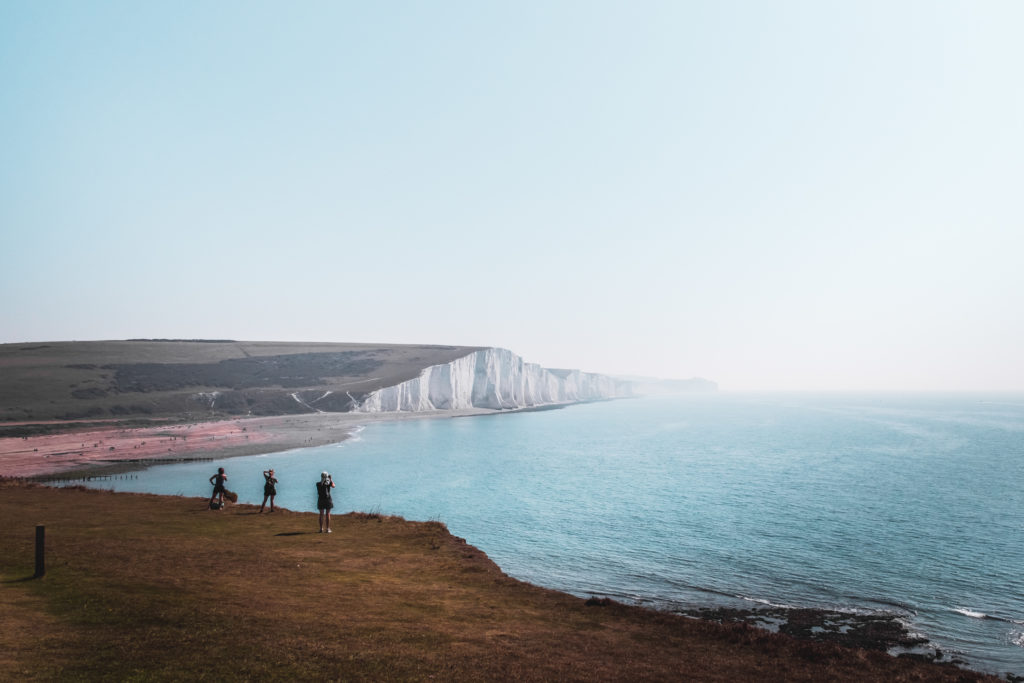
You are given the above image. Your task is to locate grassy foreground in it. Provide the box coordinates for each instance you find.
[0,484,997,682]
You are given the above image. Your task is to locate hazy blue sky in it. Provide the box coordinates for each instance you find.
[2,1,1022,390]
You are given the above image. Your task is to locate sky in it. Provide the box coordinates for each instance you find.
[2,1,1022,391]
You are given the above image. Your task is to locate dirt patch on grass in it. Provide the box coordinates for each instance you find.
[0,483,1001,682]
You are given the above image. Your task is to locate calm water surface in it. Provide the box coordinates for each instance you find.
[67,394,1024,676]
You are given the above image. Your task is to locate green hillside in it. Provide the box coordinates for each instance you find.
[0,340,480,425]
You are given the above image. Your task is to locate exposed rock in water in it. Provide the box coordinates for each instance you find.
[679,605,933,652]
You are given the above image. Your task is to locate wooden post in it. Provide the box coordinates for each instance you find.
[34,525,45,578]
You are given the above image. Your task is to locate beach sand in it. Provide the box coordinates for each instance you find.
[0,410,489,479]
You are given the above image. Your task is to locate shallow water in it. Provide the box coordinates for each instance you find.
[65,393,1024,676]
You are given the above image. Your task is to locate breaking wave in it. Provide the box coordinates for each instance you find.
[953,607,1024,625]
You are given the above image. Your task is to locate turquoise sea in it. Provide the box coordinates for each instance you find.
[65,394,1024,677]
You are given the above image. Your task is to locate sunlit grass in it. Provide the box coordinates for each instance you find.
[0,482,998,682]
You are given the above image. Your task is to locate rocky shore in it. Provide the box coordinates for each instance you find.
[675,605,964,663]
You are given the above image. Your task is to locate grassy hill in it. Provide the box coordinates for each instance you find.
[0,340,481,426]
[0,483,999,682]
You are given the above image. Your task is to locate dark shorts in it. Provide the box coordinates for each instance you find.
[264,485,276,496]
[317,496,333,511]
[213,484,225,494]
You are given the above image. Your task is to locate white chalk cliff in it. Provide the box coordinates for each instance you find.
[355,348,631,413]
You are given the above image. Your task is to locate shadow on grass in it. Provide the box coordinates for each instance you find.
[274,531,310,536]
[3,575,43,583]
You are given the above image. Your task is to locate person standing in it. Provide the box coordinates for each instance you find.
[316,471,335,533]
[260,469,278,513]
[208,467,227,509]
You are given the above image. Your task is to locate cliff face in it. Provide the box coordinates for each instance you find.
[355,348,631,413]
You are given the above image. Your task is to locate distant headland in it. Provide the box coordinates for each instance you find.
[0,340,712,478]
[0,339,716,423]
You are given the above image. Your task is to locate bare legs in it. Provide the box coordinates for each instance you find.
[318,509,332,533]
[259,495,275,513]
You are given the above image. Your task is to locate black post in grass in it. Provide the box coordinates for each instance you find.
[34,525,45,578]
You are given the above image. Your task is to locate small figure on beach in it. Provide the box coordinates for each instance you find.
[260,469,278,513]
[208,467,227,509]
[316,471,335,533]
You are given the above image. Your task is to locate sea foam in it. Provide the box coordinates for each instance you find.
[954,607,988,619]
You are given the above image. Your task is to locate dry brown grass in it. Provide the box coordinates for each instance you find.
[0,482,1000,682]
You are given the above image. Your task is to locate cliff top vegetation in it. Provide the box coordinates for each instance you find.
[0,340,481,427]
[0,483,999,682]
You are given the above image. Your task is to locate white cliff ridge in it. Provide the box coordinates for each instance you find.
[355,348,631,413]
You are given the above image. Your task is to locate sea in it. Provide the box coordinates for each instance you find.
[62,393,1024,677]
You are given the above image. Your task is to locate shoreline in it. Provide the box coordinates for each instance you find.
[0,400,622,480]
[3,481,999,679]
[0,409,494,479]
[1,483,997,682]
[675,605,967,669]
[3,405,1017,679]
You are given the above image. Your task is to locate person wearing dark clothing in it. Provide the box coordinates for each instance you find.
[316,471,335,533]
[260,469,278,513]
[208,467,227,509]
